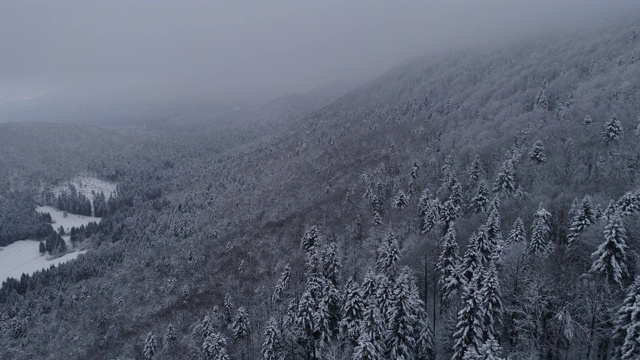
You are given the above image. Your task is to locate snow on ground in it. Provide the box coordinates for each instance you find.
[0,240,87,283]
[0,206,101,282]
[36,205,102,234]
[54,175,117,201]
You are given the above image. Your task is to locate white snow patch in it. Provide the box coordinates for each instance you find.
[54,175,117,202]
[36,206,101,233]
[0,240,86,283]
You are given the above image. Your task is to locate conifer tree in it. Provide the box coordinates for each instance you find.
[527,204,552,256]
[341,278,365,345]
[385,268,419,359]
[480,262,503,341]
[393,190,408,209]
[143,332,157,360]
[422,199,441,233]
[529,140,547,164]
[163,323,178,351]
[590,213,629,285]
[203,332,230,360]
[438,225,462,308]
[612,276,640,360]
[452,273,484,360]
[417,189,432,217]
[321,242,340,286]
[505,218,526,246]
[583,115,593,126]
[353,330,384,360]
[567,195,597,246]
[301,226,320,254]
[224,293,235,321]
[376,231,400,278]
[361,269,379,304]
[470,182,490,213]
[272,264,291,304]
[261,317,281,360]
[468,155,482,186]
[231,307,250,340]
[461,232,482,285]
[492,160,516,197]
[603,115,623,144]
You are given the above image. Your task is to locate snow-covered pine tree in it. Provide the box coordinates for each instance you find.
[272,263,291,304]
[422,199,441,233]
[376,231,400,278]
[527,204,552,256]
[163,323,178,351]
[352,330,384,360]
[393,190,408,209]
[261,317,281,360]
[528,140,546,164]
[470,182,490,213]
[417,189,432,217]
[492,160,516,198]
[231,307,250,340]
[480,262,503,341]
[505,217,526,246]
[301,226,320,254]
[361,269,379,304]
[375,274,395,323]
[461,232,482,285]
[385,267,420,359]
[440,199,460,234]
[603,115,623,144]
[452,272,484,360]
[340,278,365,346]
[321,242,340,286]
[567,195,597,246]
[468,155,482,186]
[615,190,640,217]
[590,213,629,286]
[203,332,230,360]
[612,276,640,360]
[437,225,462,308]
[143,332,157,360]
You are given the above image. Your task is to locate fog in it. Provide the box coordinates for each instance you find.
[2,0,639,107]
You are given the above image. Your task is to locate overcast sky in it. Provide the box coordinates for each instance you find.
[1,0,639,105]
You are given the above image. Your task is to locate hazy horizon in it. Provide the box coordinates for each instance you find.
[2,0,640,108]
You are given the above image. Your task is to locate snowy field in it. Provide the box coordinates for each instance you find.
[36,205,101,234]
[54,175,117,201]
[0,241,86,283]
[0,206,101,283]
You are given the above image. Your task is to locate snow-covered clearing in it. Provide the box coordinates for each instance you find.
[36,205,101,234]
[0,241,86,283]
[0,206,101,283]
[54,175,117,201]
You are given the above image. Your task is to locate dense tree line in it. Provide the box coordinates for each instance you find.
[0,190,54,246]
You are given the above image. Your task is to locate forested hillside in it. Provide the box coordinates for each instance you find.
[1,17,640,360]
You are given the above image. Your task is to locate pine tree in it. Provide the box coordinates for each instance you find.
[224,293,235,321]
[492,160,516,197]
[612,276,640,360]
[375,274,395,322]
[301,226,320,254]
[422,199,441,233]
[505,217,526,246]
[480,262,503,341]
[452,273,484,360]
[162,323,178,351]
[470,182,490,213]
[385,268,419,359]
[393,190,408,209]
[39,240,46,254]
[415,316,435,360]
[231,307,250,340]
[590,213,629,285]
[341,278,365,345]
[361,269,379,304]
[272,264,291,304]
[261,317,281,360]
[468,155,482,186]
[376,231,400,278]
[527,204,552,256]
[417,189,432,217]
[479,205,502,263]
[603,115,623,144]
[461,232,482,285]
[438,225,462,308]
[353,330,384,360]
[321,242,341,286]
[143,332,157,360]
[203,332,230,360]
[583,115,593,126]
[567,195,597,246]
[440,199,460,233]
[529,140,547,164]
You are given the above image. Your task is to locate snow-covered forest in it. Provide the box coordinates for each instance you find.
[1,7,640,360]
